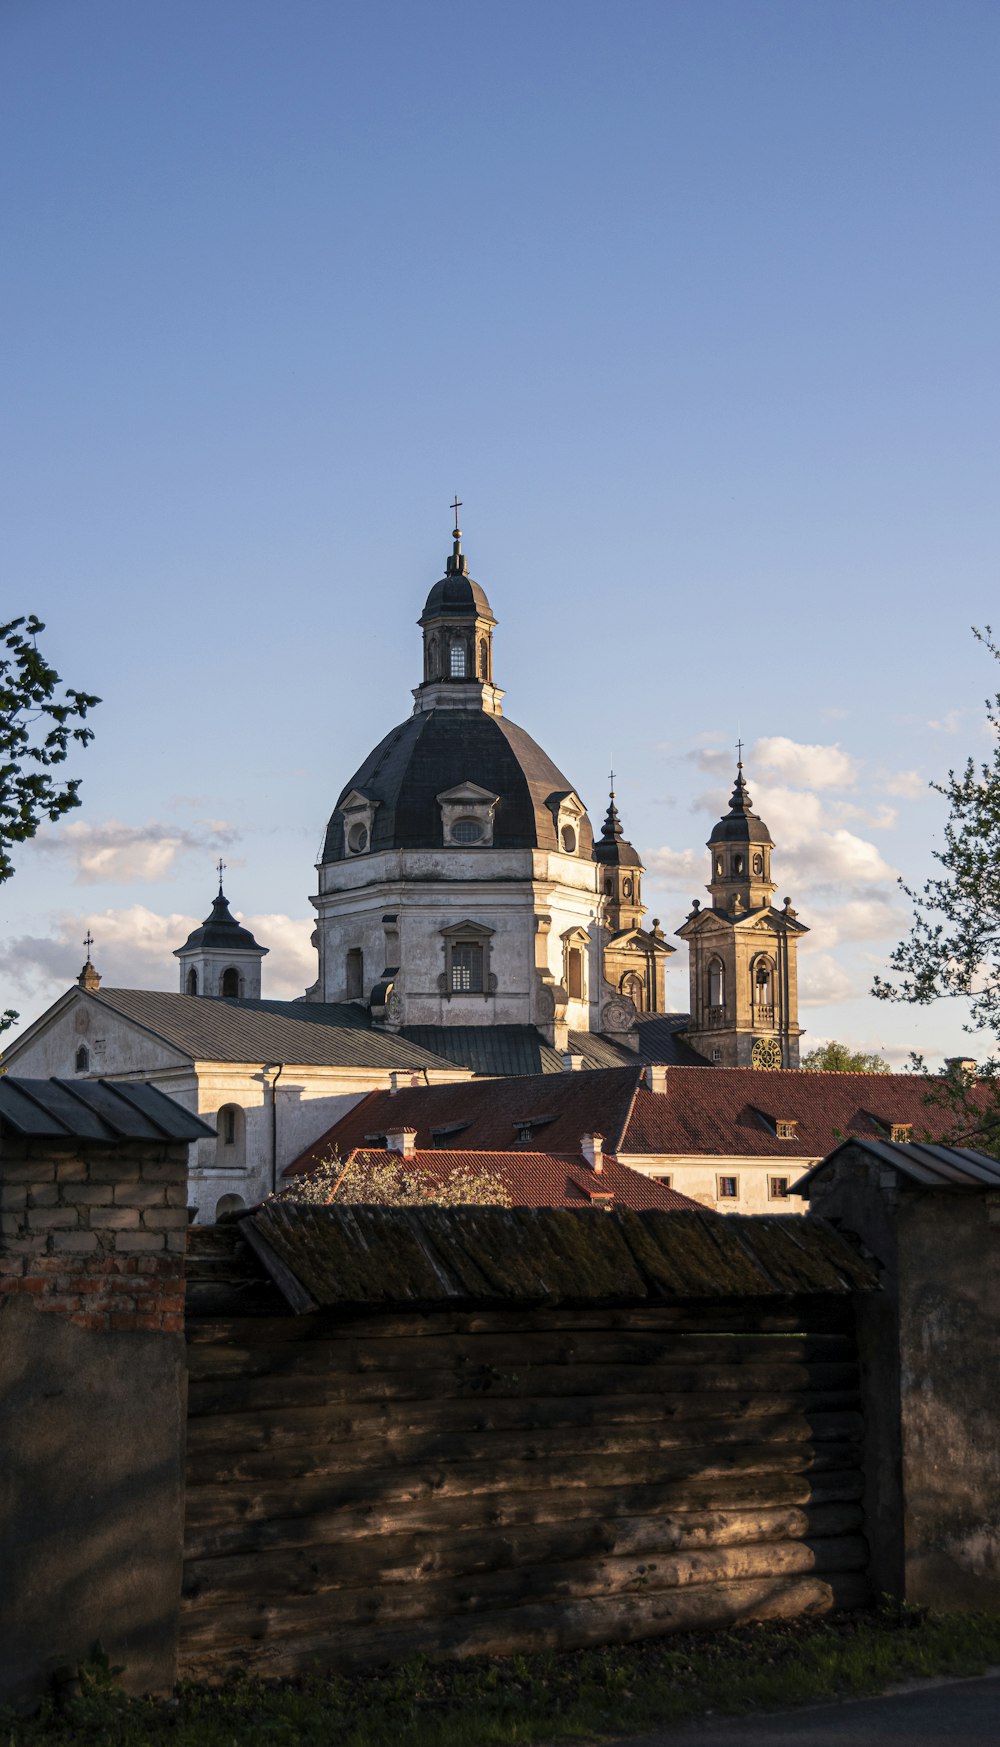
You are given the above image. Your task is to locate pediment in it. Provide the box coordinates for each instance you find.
[338,788,378,817]
[546,789,586,822]
[439,918,496,940]
[436,780,500,807]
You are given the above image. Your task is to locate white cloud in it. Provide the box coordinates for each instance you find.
[0,907,315,1013]
[928,710,961,734]
[883,769,926,799]
[645,846,699,885]
[30,818,241,885]
[798,954,858,1007]
[830,800,897,830]
[752,736,858,791]
[687,747,731,774]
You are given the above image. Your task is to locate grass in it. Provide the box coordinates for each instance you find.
[7,1605,1000,1747]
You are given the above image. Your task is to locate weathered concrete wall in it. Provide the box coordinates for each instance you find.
[897,1189,1000,1608]
[804,1146,1000,1609]
[0,1134,189,1706]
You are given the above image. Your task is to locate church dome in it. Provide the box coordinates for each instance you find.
[176,890,264,954]
[321,709,593,863]
[420,571,495,624]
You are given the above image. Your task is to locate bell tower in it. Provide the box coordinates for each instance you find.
[676,757,808,1067]
[174,869,268,1001]
[595,781,673,1014]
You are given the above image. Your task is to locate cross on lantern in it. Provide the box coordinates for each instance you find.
[736,737,744,766]
[217,858,226,894]
[450,495,462,534]
[83,930,94,962]
[608,765,616,797]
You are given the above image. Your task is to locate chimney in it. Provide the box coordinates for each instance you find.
[944,1057,978,1084]
[386,1127,417,1159]
[644,1064,668,1095]
[581,1133,604,1173]
[562,1052,585,1073]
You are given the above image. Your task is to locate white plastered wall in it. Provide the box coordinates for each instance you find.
[622,1153,816,1214]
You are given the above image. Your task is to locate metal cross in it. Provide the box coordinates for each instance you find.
[608,765,616,796]
[83,930,94,961]
[450,495,462,533]
[736,737,744,766]
[217,858,226,893]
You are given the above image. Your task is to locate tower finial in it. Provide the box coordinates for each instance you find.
[450,494,463,545]
[83,929,94,964]
[216,857,226,895]
[736,736,744,768]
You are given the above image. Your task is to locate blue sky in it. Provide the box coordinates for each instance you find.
[2,0,998,1062]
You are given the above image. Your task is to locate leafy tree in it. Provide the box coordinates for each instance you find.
[277,1146,511,1208]
[1,615,100,1034]
[874,627,1000,1041]
[801,1040,890,1073]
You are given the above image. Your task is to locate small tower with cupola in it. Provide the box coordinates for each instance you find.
[676,757,808,1066]
[174,871,268,1001]
[595,782,673,1013]
[414,500,504,717]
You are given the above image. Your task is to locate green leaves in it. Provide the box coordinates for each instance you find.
[0,615,100,886]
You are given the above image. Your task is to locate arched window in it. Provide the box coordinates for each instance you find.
[733,853,745,876]
[561,825,577,854]
[221,967,240,998]
[566,947,584,1001]
[186,967,198,996]
[754,959,774,1007]
[708,957,725,1008]
[478,637,489,678]
[215,1193,246,1221]
[622,972,645,1013]
[217,1104,245,1168]
[449,642,466,678]
[75,1044,90,1073]
[346,947,363,1000]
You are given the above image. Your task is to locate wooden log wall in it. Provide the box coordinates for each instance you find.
[180,1226,869,1681]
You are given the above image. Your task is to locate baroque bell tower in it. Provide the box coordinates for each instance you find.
[676,756,808,1067]
[595,781,673,1014]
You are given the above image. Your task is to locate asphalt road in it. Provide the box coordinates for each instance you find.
[605,1672,1000,1746]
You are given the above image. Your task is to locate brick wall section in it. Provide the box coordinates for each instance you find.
[0,1136,190,1332]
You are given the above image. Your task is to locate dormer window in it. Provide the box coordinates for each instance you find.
[548,790,587,858]
[561,825,577,853]
[437,782,498,848]
[339,789,379,859]
[776,1119,798,1140]
[889,1124,912,1144]
[449,642,466,677]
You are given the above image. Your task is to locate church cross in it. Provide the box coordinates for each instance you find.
[736,737,744,766]
[83,930,94,962]
[450,495,462,534]
[217,857,226,894]
[608,765,616,797]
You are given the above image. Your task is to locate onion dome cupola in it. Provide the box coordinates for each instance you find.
[706,758,776,915]
[174,871,268,1000]
[415,501,502,716]
[593,781,644,931]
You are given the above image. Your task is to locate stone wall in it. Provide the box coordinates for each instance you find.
[0,1132,189,1707]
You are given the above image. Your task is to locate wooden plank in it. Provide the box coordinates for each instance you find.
[180,1541,869,1652]
[185,1327,856,1375]
[184,1298,855,1343]
[179,1571,869,1681]
[182,1505,866,1606]
[185,1388,862,1445]
[184,1411,863,1478]
[184,1474,865,1559]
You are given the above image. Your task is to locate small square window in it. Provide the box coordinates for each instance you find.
[717,1175,739,1200]
[651,1173,672,1187]
[776,1120,798,1140]
[769,1176,790,1199]
[889,1124,912,1144]
[712,1048,722,1063]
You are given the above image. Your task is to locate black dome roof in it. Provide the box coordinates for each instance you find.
[420,571,495,623]
[322,709,593,863]
[708,767,773,847]
[176,892,266,956]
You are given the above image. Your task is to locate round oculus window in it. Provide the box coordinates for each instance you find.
[561,825,577,854]
[348,823,369,853]
[451,818,483,845]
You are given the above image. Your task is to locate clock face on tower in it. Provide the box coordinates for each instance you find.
[752,1037,782,1070]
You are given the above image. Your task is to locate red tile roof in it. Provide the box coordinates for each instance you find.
[291,1148,702,1213]
[288,1066,643,1174]
[286,1063,994,1174]
[620,1067,993,1158]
